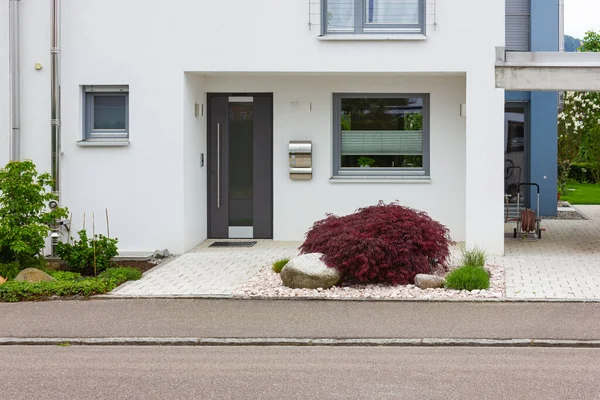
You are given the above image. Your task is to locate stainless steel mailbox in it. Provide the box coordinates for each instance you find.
[289,141,312,180]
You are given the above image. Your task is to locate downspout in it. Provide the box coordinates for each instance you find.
[9,0,21,161]
[558,0,565,52]
[50,0,61,252]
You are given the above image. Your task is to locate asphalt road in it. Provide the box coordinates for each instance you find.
[1,299,600,340]
[1,346,599,399]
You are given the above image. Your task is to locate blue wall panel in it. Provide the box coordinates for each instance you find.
[515,0,559,215]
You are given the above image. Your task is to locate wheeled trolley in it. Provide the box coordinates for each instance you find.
[513,183,542,240]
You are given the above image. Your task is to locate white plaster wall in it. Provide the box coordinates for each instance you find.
[183,74,207,250]
[204,75,467,242]
[13,0,504,253]
[59,0,498,75]
[0,0,9,166]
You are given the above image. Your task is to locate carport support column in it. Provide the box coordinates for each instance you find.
[465,70,505,255]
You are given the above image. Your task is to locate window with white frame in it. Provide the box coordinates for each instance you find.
[333,94,430,177]
[323,0,425,35]
[83,86,129,140]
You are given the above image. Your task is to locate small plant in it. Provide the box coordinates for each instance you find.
[0,160,68,267]
[445,265,490,291]
[272,258,290,274]
[460,247,486,267]
[55,230,118,275]
[300,202,452,285]
[357,156,376,168]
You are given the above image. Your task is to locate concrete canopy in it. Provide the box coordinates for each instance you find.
[496,47,600,91]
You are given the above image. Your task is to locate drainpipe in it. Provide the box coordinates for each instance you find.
[558,0,565,52]
[50,0,61,252]
[51,0,61,196]
[9,0,21,161]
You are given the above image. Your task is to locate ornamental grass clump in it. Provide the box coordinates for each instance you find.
[445,265,490,291]
[300,202,452,285]
[272,258,290,274]
[460,247,486,268]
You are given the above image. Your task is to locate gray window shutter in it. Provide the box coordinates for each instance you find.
[506,0,530,51]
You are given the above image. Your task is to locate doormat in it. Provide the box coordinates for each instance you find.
[209,241,257,248]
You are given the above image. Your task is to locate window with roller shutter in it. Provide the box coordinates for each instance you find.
[506,0,531,51]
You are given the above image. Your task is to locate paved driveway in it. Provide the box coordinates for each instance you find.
[111,206,600,300]
[496,205,600,300]
[110,240,299,297]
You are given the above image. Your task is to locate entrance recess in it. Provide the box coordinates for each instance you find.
[208,94,273,239]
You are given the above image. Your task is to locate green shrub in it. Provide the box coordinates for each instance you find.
[0,279,114,302]
[569,162,597,184]
[0,160,68,266]
[55,230,118,275]
[460,247,486,267]
[445,265,490,291]
[272,258,290,273]
[0,267,142,302]
[45,270,82,282]
[98,267,142,283]
[0,262,22,280]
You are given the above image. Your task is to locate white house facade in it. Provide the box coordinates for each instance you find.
[1,0,506,255]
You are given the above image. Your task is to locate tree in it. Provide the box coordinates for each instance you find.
[0,160,68,267]
[558,31,600,193]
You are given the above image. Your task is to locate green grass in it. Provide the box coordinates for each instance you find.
[445,265,490,291]
[561,182,600,205]
[272,258,290,274]
[460,247,486,267]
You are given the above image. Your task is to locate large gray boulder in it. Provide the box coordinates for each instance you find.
[280,253,342,289]
[414,274,445,289]
[14,268,55,283]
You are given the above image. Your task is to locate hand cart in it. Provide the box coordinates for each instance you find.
[513,182,542,240]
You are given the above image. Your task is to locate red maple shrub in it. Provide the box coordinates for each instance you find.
[299,202,452,285]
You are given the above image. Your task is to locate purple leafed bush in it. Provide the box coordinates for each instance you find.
[300,202,452,285]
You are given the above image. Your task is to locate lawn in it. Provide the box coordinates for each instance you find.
[561,182,600,205]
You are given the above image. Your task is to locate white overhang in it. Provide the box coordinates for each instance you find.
[495,47,600,91]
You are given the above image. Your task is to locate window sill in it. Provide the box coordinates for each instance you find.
[330,176,431,184]
[318,34,427,41]
[77,139,130,147]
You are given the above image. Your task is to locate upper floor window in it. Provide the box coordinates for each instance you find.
[505,0,530,51]
[323,0,425,35]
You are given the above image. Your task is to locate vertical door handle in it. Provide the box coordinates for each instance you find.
[217,123,221,209]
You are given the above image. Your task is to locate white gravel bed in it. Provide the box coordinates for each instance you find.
[233,263,506,300]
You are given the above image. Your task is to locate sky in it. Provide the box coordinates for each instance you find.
[565,0,600,39]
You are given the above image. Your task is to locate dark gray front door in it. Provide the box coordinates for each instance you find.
[208,94,273,239]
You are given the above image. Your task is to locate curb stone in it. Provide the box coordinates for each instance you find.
[2,337,600,348]
[92,295,600,302]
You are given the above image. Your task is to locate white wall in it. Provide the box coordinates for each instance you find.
[204,75,467,242]
[12,0,505,253]
[183,74,207,250]
[0,0,9,166]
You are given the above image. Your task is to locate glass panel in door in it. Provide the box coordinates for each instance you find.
[228,102,254,229]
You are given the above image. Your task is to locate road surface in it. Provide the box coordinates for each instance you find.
[1,346,599,399]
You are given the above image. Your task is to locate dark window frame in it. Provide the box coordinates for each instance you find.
[332,93,430,178]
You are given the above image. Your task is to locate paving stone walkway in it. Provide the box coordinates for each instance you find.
[496,205,600,300]
[111,206,600,300]
[110,240,300,297]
